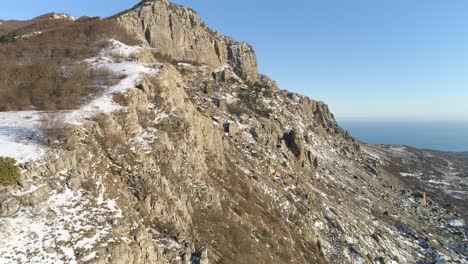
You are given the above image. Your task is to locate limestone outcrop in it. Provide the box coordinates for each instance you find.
[0,1,466,263]
[115,0,258,82]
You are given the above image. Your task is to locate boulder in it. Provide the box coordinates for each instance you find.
[0,196,20,217]
[283,129,304,158]
[301,98,318,117]
[212,65,241,83]
[223,121,239,135]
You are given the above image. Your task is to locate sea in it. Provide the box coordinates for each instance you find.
[338,120,468,153]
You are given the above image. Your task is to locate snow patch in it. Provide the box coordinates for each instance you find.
[81,251,97,262]
[213,64,231,73]
[0,111,46,163]
[16,31,42,40]
[12,183,46,196]
[67,40,161,124]
[0,184,123,263]
[100,39,143,59]
[50,13,76,21]
[448,218,465,227]
[399,172,423,177]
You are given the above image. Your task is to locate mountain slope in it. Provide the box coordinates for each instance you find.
[0,1,466,263]
[0,13,75,37]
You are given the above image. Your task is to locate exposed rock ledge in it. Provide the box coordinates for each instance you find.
[115,0,258,82]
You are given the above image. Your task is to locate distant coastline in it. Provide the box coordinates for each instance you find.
[339,119,468,153]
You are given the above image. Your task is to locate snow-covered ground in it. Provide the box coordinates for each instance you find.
[0,177,124,263]
[67,39,160,124]
[0,39,159,164]
[0,111,46,163]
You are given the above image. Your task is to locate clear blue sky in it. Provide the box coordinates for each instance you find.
[2,0,468,121]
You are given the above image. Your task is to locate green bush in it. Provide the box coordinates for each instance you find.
[0,32,17,43]
[238,84,273,118]
[0,157,20,186]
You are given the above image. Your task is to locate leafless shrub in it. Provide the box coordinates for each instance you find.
[37,112,69,143]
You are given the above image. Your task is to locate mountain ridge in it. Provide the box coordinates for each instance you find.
[0,1,466,263]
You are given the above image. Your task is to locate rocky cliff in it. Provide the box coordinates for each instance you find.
[115,0,258,82]
[0,1,466,263]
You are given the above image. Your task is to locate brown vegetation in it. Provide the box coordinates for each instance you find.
[0,19,138,62]
[0,62,121,111]
[0,13,76,36]
[0,18,138,111]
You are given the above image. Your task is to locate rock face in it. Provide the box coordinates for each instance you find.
[1,1,467,264]
[0,196,20,217]
[116,0,258,82]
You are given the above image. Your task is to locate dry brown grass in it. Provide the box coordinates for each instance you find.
[0,62,120,111]
[0,18,138,111]
[0,19,138,62]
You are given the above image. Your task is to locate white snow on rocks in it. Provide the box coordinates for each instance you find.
[0,185,123,264]
[100,39,143,59]
[213,64,230,73]
[399,172,423,177]
[11,183,47,196]
[448,218,465,227]
[16,31,43,40]
[50,13,76,21]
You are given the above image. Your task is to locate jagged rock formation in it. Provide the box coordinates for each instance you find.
[0,1,466,263]
[115,0,258,82]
